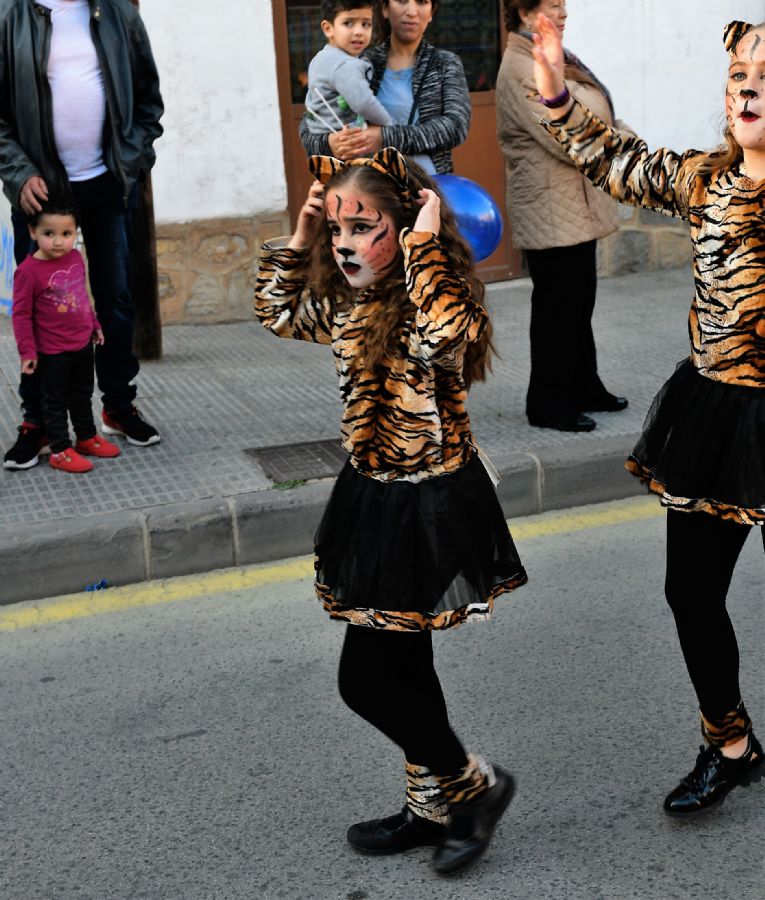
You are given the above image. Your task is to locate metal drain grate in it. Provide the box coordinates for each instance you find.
[245,439,348,484]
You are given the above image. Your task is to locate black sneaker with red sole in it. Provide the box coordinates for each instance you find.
[102,406,160,447]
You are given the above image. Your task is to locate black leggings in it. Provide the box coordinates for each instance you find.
[338,625,468,774]
[665,510,765,721]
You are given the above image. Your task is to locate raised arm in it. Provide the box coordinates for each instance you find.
[531,15,695,218]
[254,182,333,343]
[402,190,487,370]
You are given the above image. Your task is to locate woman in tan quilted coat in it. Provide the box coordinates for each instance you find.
[497,0,629,431]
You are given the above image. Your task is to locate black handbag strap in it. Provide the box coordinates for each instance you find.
[407,46,436,126]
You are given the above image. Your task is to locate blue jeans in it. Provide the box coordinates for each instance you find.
[12,172,139,425]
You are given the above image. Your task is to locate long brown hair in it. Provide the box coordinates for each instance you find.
[309,160,494,388]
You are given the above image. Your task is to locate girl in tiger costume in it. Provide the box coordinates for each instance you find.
[532,16,765,816]
[254,148,527,874]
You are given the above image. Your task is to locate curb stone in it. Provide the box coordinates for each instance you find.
[0,436,645,607]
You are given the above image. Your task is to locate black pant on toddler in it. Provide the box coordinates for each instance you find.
[338,624,469,775]
[37,343,97,453]
[665,509,765,730]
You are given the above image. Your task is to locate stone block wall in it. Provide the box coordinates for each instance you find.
[156,206,691,324]
[597,205,692,276]
[156,212,290,324]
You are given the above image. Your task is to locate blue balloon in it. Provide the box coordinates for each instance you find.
[434,175,504,262]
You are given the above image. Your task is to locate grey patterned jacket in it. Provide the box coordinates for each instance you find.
[299,40,470,174]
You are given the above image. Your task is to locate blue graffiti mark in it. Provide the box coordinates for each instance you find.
[0,219,14,315]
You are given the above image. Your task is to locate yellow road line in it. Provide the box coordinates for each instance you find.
[509,496,660,541]
[0,497,662,633]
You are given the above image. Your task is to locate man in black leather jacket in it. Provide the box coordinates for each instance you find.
[0,0,164,468]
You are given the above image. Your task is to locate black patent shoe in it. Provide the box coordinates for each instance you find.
[527,412,596,432]
[347,805,447,854]
[577,393,629,413]
[663,734,764,816]
[432,767,516,876]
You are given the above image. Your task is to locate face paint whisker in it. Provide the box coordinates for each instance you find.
[371,225,390,246]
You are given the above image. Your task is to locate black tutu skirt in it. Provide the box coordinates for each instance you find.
[314,453,528,631]
[627,358,765,525]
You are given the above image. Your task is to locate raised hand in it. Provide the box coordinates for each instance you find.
[413,189,441,236]
[288,181,326,249]
[531,14,568,112]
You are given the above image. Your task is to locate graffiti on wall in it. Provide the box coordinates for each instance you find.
[0,218,13,315]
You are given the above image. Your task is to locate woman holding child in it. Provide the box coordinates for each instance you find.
[300,0,471,175]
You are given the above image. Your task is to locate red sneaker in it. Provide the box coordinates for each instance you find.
[49,448,93,473]
[75,435,121,458]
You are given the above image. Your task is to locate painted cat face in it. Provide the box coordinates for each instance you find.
[325,187,399,289]
[726,27,765,152]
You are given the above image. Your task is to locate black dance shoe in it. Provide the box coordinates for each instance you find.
[347,805,447,854]
[577,393,629,413]
[527,413,596,432]
[663,734,764,816]
[432,767,516,876]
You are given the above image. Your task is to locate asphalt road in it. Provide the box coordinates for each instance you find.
[1,498,762,900]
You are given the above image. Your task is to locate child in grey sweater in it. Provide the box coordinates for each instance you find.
[306,1,393,135]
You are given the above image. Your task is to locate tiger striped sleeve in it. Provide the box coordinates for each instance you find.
[254,243,333,344]
[542,99,699,220]
[401,229,488,369]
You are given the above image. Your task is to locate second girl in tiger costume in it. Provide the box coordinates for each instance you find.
[532,16,765,816]
[254,148,527,875]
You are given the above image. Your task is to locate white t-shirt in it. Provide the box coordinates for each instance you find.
[37,0,107,182]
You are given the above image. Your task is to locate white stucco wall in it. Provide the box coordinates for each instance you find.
[140,0,286,225]
[564,0,765,151]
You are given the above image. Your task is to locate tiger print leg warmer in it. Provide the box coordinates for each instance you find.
[405,762,451,825]
[435,753,496,808]
[701,700,753,748]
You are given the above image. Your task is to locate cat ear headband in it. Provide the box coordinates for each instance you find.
[308,147,415,209]
[724,20,755,55]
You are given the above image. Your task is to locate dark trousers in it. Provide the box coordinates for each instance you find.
[525,240,607,420]
[37,343,97,453]
[12,172,138,425]
[338,625,469,774]
[665,510,765,721]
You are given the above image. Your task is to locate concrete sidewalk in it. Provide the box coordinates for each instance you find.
[0,266,692,604]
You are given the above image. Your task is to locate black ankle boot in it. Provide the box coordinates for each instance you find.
[347,805,447,854]
[432,767,516,876]
[663,733,764,816]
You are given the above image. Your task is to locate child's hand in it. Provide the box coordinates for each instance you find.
[413,189,441,236]
[21,358,37,374]
[288,181,325,249]
[93,329,105,346]
[531,14,567,110]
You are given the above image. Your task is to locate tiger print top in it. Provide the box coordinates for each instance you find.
[254,228,487,482]
[544,100,765,388]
